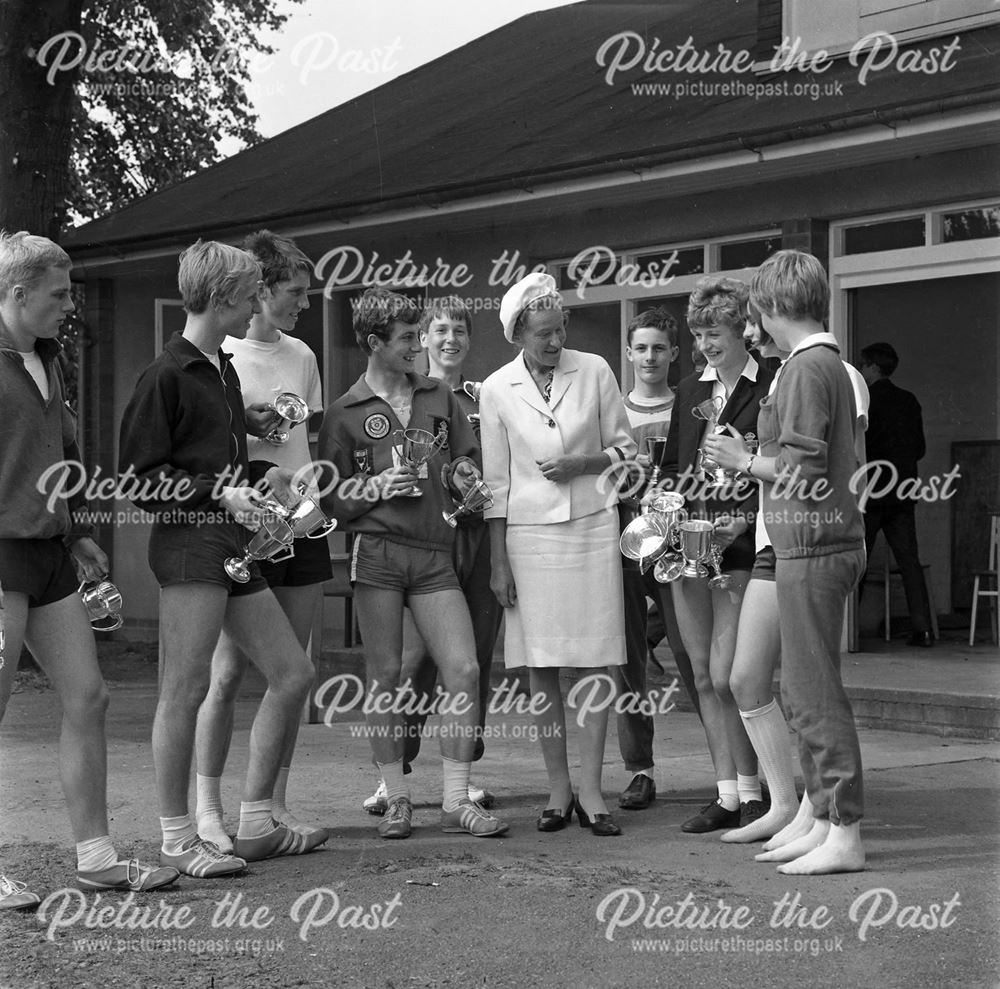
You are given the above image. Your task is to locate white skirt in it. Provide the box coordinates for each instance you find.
[504,507,626,669]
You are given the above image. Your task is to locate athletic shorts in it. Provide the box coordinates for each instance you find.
[750,545,776,582]
[0,537,79,608]
[258,534,333,588]
[148,521,268,597]
[350,534,460,595]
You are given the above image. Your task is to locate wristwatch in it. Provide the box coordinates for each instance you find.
[743,454,756,477]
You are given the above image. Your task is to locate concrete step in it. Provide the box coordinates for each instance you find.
[312,643,1000,740]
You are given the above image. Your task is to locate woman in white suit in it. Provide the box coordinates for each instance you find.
[480,273,635,837]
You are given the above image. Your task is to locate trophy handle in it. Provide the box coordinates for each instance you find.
[91,613,124,632]
[307,518,338,539]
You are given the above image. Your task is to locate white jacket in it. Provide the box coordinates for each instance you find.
[481,349,635,524]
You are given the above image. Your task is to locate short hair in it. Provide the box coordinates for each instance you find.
[352,287,421,353]
[686,276,749,335]
[0,230,71,300]
[860,342,899,377]
[750,249,830,324]
[178,240,261,314]
[627,306,678,347]
[512,294,564,342]
[745,299,773,349]
[419,295,472,336]
[242,229,312,289]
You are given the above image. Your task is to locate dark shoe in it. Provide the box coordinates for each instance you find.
[575,799,623,837]
[907,631,934,647]
[537,795,575,832]
[681,799,740,833]
[739,799,769,828]
[618,774,656,810]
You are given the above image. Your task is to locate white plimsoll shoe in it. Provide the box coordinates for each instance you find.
[363,780,388,816]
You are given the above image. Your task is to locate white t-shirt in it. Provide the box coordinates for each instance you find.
[20,350,49,400]
[223,333,323,476]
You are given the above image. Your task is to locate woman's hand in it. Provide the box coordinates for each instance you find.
[490,558,518,609]
[536,454,585,483]
[712,514,748,550]
[218,485,265,529]
[69,537,110,583]
[703,424,750,471]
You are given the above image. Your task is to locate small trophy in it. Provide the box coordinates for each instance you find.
[391,428,448,497]
[78,579,124,632]
[707,543,732,590]
[691,396,739,489]
[443,479,494,528]
[264,392,309,445]
[224,514,295,583]
[676,519,716,578]
[644,435,669,489]
[463,381,482,428]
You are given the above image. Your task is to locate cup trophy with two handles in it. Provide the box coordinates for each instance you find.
[462,381,482,429]
[391,428,448,497]
[224,512,296,584]
[662,519,732,589]
[691,396,743,491]
[258,484,338,540]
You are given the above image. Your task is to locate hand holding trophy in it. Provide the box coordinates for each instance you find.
[264,392,309,445]
[391,427,448,497]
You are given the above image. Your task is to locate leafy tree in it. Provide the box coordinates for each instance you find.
[0,0,302,240]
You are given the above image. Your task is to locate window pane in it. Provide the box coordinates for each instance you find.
[942,206,1000,243]
[634,247,704,279]
[843,218,924,255]
[718,237,782,270]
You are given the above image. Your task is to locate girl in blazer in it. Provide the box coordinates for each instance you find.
[662,277,773,835]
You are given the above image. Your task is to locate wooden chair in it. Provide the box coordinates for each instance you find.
[866,552,939,643]
[969,512,1000,647]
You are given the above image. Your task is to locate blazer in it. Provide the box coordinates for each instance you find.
[663,357,774,569]
[481,349,636,525]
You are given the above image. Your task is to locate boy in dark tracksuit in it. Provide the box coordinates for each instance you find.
[318,287,508,840]
[0,231,176,900]
[732,249,866,874]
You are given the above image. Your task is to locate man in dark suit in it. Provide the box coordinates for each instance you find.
[858,342,934,647]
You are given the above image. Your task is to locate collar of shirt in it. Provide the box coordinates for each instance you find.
[788,331,840,358]
[698,353,759,384]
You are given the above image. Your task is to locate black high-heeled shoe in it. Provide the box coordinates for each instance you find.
[537,795,575,832]
[574,798,623,837]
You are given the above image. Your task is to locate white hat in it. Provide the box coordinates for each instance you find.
[499,272,561,342]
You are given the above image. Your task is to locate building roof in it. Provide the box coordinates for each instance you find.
[65,0,1000,253]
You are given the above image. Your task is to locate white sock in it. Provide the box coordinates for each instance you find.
[717,780,739,812]
[442,756,472,812]
[272,766,291,816]
[632,768,654,780]
[741,701,797,810]
[160,815,197,855]
[377,759,409,806]
[237,798,275,839]
[195,774,224,824]
[76,835,118,873]
[737,772,762,804]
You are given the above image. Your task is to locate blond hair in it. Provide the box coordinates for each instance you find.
[0,231,71,300]
[178,240,261,314]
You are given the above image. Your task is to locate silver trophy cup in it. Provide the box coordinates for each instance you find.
[224,514,295,583]
[463,381,483,428]
[78,579,124,632]
[676,519,716,578]
[443,479,494,528]
[260,485,337,539]
[265,392,310,445]
[391,427,447,497]
[644,434,669,488]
